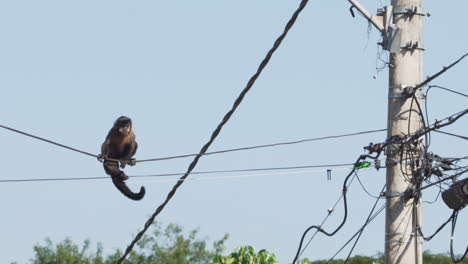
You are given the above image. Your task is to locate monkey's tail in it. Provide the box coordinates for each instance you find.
[111,176,146,201]
[104,160,145,201]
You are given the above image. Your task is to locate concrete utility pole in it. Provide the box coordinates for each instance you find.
[385,0,424,263]
[347,0,425,263]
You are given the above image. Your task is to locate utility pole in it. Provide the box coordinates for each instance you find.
[385,0,424,263]
[347,0,425,263]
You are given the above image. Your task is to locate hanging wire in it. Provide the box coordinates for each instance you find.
[355,171,382,199]
[292,156,370,264]
[427,85,468,98]
[450,210,468,263]
[325,199,386,263]
[295,170,360,260]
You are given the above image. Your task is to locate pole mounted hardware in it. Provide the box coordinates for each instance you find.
[348,1,430,53]
[392,6,430,17]
[442,177,468,210]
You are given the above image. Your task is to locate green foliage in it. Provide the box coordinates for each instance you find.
[28,223,228,264]
[213,246,278,264]
[23,226,468,264]
[423,250,468,264]
[31,238,104,264]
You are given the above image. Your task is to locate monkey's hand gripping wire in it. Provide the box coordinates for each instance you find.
[291,155,372,264]
[96,155,136,169]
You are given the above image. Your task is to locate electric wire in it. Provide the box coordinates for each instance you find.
[296,170,359,260]
[292,156,369,264]
[116,1,311,262]
[414,52,468,90]
[0,122,385,164]
[424,83,468,146]
[427,85,468,98]
[0,124,98,159]
[416,210,455,242]
[326,202,386,263]
[355,172,381,199]
[406,109,467,144]
[0,164,356,184]
[134,129,386,163]
[326,184,386,264]
[417,168,468,192]
[129,168,355,185]
[343,203,386,264]
[434,130,468,141]
[450,210,468,263]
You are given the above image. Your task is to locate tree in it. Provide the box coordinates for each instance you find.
[28,223,228,264]
[213,246,278,264]
[30,238,104,264]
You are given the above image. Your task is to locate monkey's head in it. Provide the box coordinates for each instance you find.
[114,116,133,136]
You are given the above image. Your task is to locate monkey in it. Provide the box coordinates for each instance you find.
[98,116,145,201]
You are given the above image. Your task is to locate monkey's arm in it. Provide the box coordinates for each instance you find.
[98,138,111,161]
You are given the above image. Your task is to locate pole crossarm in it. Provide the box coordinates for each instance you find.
[347,0,384,32]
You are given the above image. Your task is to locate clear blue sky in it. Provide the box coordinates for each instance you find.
[0,1,467,263]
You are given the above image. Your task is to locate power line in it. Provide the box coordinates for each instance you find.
[135,129,386,163]
[414,52,468,90]
[427,85,468,98]
[450,210,468,263]
[326,200,386,263]
[292,155,371,264]
[295,171,359,261]
[129,168,354,185]
[116,0,311,262]
[417,168,468,192]
[0,124,98,159]
[0,122,385,163]
[0,163,355,183]
[355,172,382,199]
[434,130,468,141]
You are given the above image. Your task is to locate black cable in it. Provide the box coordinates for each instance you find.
[116,1,311,262]
[450,210,468,263]
[342,185,387,264]
[414,52,468,90]
[424,83,468,146]
[296,169,360,259]
[0,121,385,164]
[0,162,355,183]
[417,168,468,192]
[355,172,381,199]
[407,109,468,144]
[0,124,98,159]
[291,156,365,264]
[434,130,468,141]
[416,210,455,242]
[428,85,468,98]
[135,129,386,163]
[326,202,386,263]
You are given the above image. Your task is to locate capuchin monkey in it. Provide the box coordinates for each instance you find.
[98,116,145,201]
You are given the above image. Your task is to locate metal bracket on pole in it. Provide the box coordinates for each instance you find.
[393,6,429,17]
[347,0,384,32]
[347,2,429,54]
[402,41,425,51]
